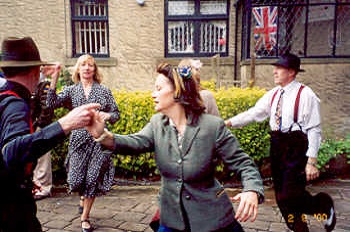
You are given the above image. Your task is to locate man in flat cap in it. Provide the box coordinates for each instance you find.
[0,36,100,231]
[225,53,336,232]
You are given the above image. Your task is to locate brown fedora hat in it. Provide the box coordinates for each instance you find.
[272,52,305,72]
[0,37,48,67]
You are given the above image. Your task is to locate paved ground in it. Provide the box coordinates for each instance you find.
[37,178,350,232]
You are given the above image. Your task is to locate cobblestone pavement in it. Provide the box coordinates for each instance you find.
[37,178,350,232]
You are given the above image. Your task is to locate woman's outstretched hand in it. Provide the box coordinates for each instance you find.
[231,191,259,223]
[41,63,61,89]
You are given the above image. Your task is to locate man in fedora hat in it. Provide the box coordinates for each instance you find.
[0,36,100,231]
[225,52,336,231]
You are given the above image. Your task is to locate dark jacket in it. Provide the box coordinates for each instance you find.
[112,113,264,231]
[31,80,54,129]
[0,81,67,231]
[0,81,66,188]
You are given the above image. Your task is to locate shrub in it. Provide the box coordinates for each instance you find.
[51,82,271,180]
[50,108,70,172]
[110,90,157,179]
[111,90,155,134]
[48,68,72,174]
[317,135,350,170]
[51,80,348,181]
[213,86,270,164]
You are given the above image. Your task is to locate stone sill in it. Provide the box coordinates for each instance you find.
[64,57,118,67]
[156,56,235,66]
[241,57,350,66]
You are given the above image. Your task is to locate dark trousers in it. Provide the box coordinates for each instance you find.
[270,131,324,232]
[0,187,42,232]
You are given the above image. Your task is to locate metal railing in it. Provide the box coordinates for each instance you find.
[241,0,350,59]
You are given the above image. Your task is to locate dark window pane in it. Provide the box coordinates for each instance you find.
[71,0,109,57]
[165,0,229,57]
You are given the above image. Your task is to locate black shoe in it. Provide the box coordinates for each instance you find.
[81,219,93,232]
[318,192,336,232]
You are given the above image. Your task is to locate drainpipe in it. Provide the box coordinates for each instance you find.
[233,0,240,86]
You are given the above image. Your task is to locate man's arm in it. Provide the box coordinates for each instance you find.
[225,92,271,128]
[303,89,322,181]
[2,103,100,167]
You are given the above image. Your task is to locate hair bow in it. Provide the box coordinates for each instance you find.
[177,66,192,80]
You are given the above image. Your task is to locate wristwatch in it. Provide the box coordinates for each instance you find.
[307,161,317,167]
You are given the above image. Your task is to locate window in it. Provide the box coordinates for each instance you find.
[71,0,109,57]
[165,0,230,57]
[241,0,350,59]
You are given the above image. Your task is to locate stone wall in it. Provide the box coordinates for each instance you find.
[0,1,67,61]
[0,1,237,90]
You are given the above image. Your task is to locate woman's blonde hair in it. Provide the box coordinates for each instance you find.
[71,54,103,84]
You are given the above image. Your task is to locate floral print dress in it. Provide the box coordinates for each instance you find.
[47,82,120,197]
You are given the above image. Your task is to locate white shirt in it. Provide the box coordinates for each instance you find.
[0,78,6,87]
[228,80,321,158]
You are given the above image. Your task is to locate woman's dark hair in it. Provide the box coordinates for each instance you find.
[156,62,205,124]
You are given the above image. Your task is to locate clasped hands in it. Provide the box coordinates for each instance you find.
[57,103,108,136]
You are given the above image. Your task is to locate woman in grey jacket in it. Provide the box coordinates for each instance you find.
[88,63,264,232]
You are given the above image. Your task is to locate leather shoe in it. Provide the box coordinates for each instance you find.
[81,219,93,232]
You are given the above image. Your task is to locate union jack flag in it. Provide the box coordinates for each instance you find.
[252,6,278,52]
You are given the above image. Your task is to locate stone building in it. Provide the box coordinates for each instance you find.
[0,0,349,137]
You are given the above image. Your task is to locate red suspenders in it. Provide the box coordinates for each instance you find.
[270,85,305,124]
[294,85,305,123]
[271,89,279,107]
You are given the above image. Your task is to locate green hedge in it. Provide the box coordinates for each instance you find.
[109,90,157,178]
[51,81,349,181]
[51,83,270,180]
[109,86,270,179]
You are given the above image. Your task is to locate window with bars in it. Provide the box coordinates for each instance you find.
[165,0,229,57]
[241,0,350,59]
[71,0,109,57]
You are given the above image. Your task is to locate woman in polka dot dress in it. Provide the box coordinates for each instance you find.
[47,54,120,232]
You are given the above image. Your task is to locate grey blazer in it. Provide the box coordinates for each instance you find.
[113,113,264,231]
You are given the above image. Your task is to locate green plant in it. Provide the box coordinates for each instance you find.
[214,86,270,163]
[51,82,272,180]
[56,68,74,89]
[201,79,217,92]
[50,107,70,173]
[317,135,350,170]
